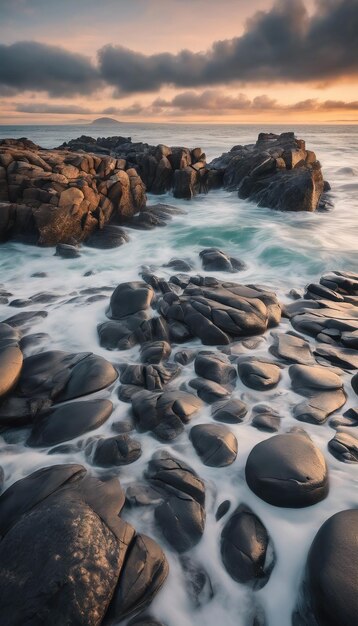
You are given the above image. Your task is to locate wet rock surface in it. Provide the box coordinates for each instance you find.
[293,509,358,626]
[221,504,275,588]
[0,129,356,625]
[208,132,326,212]
[190,423,238,467]
[0,464,168,625]
[245,431,329,507]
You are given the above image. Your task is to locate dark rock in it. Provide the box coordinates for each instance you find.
[107,534,169,623]
[2,310,47,329]
[140,341,172,364]
[194,352,237,385]
[238,359,281,390]
[98,313,148,350]
[252,410,280,432]
[0,465,130,624]
[120,362,180,391]
[190,423,238,467]
[216,500,231,521]
[221,504,275,588]
[289,364,346,424]
[164,258,193,272]
[108,281,154,319]
[269,331,314,365]
[212,397,248,423]
[146,451,206,552]
[86,225,129,249]
[174,348,196,365]
[329,407,358,429]
[17,350,118,402]
[328,430,358,463]
[160,279,281,346]
[87,433,142,467]
[293,509,358,626]
[352,372,358,395]
[27,398,113,447]
[132,389,203,441]
[199,248,246,272]
[245,431,329,507]
[208,132,326,212]
[313,343,358,370]
[189,377,231,404]
[55,243,81,258]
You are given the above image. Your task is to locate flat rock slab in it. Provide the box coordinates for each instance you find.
[245,431,329,508]
[289,364,343,393]
[190,423,238,467]
[269,331,314,365]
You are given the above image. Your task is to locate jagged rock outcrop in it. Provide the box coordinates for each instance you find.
[208,132,328,212]
[0,138,146,245]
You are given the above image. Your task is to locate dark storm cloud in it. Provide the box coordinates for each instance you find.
[98,0,358,93]
[0,1,356,98]
[15,103,93,114]
[0,42,101,96]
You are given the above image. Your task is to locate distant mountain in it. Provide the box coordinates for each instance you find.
[89,117,121,126]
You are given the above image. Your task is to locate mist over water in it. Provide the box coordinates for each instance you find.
[0,123,357,626]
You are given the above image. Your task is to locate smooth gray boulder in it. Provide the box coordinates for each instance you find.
[245,431,329,507]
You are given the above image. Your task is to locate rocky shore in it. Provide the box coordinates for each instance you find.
[0,130,356,626]
[0,257,357,625]
[0,132,330,247]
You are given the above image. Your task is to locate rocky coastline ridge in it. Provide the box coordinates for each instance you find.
[0,132,331,248]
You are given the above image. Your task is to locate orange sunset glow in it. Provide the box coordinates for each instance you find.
[0,0,357,125]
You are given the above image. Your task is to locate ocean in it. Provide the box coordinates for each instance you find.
[0,123,357,626]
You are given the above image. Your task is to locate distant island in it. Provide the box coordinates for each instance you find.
[89,117,121,126]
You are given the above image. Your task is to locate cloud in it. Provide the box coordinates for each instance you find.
[15,103,93,114]
[0,41,100,96]
[149,90,358,113]
[0,1,356,98]
[98,0,358,93]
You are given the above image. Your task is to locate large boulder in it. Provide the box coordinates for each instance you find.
[293,509,358,626]
[208,132,326,212]
[0,464,168,624]
[159,278,281,346]
[245,431,329,507]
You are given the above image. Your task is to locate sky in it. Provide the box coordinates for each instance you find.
[0,0,357,124]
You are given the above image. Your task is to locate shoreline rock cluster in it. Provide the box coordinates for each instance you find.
[0,131,330,247]
[0,263,356,624]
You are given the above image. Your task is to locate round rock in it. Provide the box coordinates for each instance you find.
[190,423,238,467]
[245,431,329,507]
